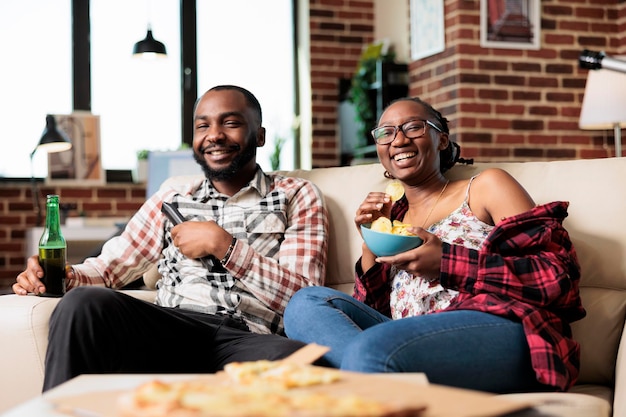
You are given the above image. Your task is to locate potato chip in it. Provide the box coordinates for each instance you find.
[385,181,405,202]
[370,217,392,233]
[391,220,416,236]
[391,225,416,236]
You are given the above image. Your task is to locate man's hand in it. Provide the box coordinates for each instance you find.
[171,220,233,261]
[13,255,45,295]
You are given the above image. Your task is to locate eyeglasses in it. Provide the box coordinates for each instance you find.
[371,119,443,145]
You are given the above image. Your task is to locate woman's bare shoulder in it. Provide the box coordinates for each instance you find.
[474,167,519,184]
[464,168,535,223]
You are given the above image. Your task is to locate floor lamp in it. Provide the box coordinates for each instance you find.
[579,51,626,158]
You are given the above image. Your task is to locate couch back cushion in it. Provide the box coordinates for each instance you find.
[283,164,389,292]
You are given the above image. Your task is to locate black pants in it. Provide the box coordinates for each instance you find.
[43,286,308,391]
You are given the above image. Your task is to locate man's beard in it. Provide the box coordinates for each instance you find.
[193,135,257,181]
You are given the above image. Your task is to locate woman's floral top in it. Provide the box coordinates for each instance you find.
[390,176,493,319]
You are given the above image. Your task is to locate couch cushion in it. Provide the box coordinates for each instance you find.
[0,290,158,413]
[0,295,59,409]
[572,287,626,385]
[283,164,388,292]
[497,392,611,417]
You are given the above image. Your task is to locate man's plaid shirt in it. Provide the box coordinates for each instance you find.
[69,166,328,335]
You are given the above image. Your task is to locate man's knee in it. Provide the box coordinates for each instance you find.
[263,336,307,360]
[51,287,117,322]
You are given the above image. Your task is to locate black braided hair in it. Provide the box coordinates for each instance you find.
[384,97,473,173]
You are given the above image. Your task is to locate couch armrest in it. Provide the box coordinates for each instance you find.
[0,295,60,412]
[613,321,626,417]
[0,290,156,414]
[143,264,160,289]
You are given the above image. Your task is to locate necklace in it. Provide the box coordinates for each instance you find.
[421,180,450,228]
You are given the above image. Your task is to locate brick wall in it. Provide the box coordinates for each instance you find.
[309,0,376,166]
[309,0,626,166]
[0,182,145,288]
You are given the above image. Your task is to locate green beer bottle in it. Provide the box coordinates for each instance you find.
[38,194,67,297]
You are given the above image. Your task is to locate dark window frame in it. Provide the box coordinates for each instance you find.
[73,0,197,146]
[73,0,297,151]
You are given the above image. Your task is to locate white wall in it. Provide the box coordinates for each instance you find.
[374,0,410,63]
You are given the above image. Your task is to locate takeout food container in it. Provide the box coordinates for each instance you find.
[361,224,423,257]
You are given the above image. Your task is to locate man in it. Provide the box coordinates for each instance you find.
[14,85,328,390]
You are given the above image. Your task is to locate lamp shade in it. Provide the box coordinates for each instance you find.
[579,62,626,131]
[133,28,167,57]
[31,115,72,158]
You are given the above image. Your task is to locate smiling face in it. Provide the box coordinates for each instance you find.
[375,99,448,183]
[192,88,265,183]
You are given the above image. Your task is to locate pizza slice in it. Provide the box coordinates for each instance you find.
[118,378,422,417]
[223,360,342,388]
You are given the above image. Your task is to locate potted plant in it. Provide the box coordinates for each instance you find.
[349,41,395,147]
[135,149,150,183]
[270,136,287,171]
[269,116,300,171]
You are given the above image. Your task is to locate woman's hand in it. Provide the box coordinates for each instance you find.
[355,191,393,272]
[374,227,443,281]
[354,191,392,234]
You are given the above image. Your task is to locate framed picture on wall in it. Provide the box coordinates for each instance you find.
[410,0,445,60]
[480,0,540,50]
[46,112,105,185]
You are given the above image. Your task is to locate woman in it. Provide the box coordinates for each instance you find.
[284,97,586,393]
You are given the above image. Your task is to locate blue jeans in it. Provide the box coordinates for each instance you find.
[284,286,548,393]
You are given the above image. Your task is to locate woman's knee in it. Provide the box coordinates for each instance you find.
[284,287,342,337]
[291,286,338,303]
[286,287,335,317]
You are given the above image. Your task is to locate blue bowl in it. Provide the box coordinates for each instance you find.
[360,224,423,257]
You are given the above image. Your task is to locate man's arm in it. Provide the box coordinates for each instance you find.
[225,179,328,313]
[69,189,177,289]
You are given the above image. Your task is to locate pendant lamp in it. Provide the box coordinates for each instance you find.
[133,24,167,58]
